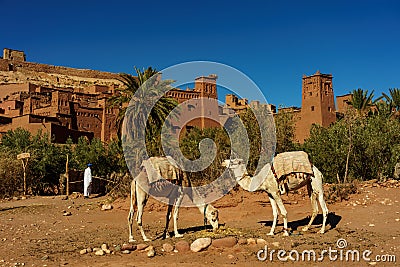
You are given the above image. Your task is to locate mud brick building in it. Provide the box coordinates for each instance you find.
[0,48,347,144]
[294,71,337,142]
[165,74,221,130]
[0,48,122,142]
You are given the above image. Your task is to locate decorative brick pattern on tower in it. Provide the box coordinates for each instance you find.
[295,71,336,142]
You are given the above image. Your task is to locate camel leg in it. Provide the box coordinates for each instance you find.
[318,191,329,234]
[128,180,136,243]
[273,193,289,236]
[267,194,279,236]
[302,192,318,232]
[173,191,184,238]
[163,204,173,239]
[128,202,136,242]
[136,185,151,242]
[311,167,329,234]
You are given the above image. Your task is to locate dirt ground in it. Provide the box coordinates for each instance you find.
[0,182,399,267]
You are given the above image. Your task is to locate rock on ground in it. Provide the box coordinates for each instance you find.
[190,238,212,252]
[137,244,149,251]
[175,240,190,252]
[145,246,155,257]
[162,243,174,252]
[121,244,136,251]
[212,237,237,248]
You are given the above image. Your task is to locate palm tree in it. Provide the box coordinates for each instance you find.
[347,88,381,116]
[382,88,400,112]
[107,67,177,139]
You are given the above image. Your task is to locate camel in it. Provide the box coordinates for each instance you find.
[128,157,219,242]
[222,152,328,236]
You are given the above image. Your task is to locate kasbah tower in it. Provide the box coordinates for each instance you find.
[295,70,336,143]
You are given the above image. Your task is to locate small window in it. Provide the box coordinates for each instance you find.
[311,106,315,111]
[309,92,312,96]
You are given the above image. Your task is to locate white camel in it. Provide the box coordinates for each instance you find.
[222,154,328,237]
[128,158,219,242]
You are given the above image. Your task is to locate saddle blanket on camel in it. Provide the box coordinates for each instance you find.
[139,156,190,199]
[272,151,313,194]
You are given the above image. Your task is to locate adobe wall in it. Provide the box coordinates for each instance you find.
[0,58,123,90]
[0,84,31,100]
[336,94,352,114]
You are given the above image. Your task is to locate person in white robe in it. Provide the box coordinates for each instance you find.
[84,163,92,198]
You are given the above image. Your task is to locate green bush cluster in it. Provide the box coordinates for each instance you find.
[0,128,127,197]
[304,113,400,183]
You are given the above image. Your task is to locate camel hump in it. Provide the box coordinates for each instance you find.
[272,151,313,178]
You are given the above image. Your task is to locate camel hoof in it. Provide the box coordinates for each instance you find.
[267,232,274,236]
[283,232,289,237]
[302,227,309,232]
[163,234,170,239]
[175,233,183,238]
[143,237,151,242]
[318,230,325,234]
[128,238,136,243]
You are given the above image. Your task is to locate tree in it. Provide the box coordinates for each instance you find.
[347,88,381,116]
[382,88,400,113]
[107,67,177,140]
[274,107,298,154]
[110,67,178,176]
[0,128,66,195]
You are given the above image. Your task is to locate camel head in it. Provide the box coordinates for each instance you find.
[222,158,247,181]
[205,205,219,231]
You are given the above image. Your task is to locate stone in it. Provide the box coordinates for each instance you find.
[79,249,87,255]
[228,254,235,260]
[101,204,113,211]
[93,247,101,252]
[101,244,108,251]
[121,250,131,254]
[114,245,121,252]
[137,244,149,250]
[256,238,267,245]
[61,195,68,200]
[271,242,280,247]
[121,244,136,251]
[238,238,247,245]
[175,240,190,252]
[146,246,155,257]
[190,238,212,252]
[247,238,256,245]
[41,255,49,260]
[104,249,111,254]
[212,237,237,248]
[95,250,104,256]
[162,243,174,252]
[63,211,72,216]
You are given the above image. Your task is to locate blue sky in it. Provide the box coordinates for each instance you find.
[1,0,399,107]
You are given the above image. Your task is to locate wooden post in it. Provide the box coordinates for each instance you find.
[17,153,30,196]
[66,154,69,196]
